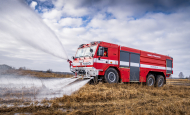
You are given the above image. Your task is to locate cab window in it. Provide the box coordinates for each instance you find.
[103,48,108,57]
[97,47,108,57]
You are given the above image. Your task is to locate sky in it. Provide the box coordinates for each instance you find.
[0,0,190,77]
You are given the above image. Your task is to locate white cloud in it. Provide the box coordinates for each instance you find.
[30,1,37,9]
[59,18,83,27]
[61,3,89,17]
[45,0,89,18]
[42,9,62,20]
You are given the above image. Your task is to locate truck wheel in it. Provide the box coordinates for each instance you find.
[105,68,119,83]
[88,76,98,85]
[146,74,155,86]
[155,75,164,87]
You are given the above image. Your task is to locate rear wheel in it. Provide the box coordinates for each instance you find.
[104,68,119,83]
[155,75,164,87]
[146,74,155,86]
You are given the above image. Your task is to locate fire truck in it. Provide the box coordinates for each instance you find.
[68,41,173,87]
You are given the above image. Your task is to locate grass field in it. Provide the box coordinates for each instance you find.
[0,70,190,115]
[167,78,190,86]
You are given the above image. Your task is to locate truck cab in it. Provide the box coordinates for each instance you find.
[71,41,118,80]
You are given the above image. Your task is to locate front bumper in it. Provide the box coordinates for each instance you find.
[71,67,101,78]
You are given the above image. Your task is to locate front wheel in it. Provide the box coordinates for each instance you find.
[155,75,164,87]
[104,68,119,83]
[146,74,155,86]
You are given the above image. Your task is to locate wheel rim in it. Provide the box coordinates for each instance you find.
[108,72,116,82]
[148,77,154,86]
[158,78,163,87]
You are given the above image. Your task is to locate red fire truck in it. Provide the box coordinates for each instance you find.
[69,41,173,87]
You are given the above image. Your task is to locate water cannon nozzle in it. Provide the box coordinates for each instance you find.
[67,59,72,66]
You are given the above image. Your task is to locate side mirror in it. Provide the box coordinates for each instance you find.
[72,56,75,60]
[90,48,93,53]
[98,46,104,56]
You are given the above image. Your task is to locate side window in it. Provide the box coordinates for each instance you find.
[97,47,108,57]
[103,48,108,57]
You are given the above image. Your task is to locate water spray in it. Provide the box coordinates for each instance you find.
[0,0,68,60]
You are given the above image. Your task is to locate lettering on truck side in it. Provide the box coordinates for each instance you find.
[147,54,161,58]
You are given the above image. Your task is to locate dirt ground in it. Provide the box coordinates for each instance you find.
[0,77,190,115]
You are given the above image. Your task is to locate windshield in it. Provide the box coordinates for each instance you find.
[75,45,97,58]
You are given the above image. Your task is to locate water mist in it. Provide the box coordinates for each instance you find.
[0,0,68,60]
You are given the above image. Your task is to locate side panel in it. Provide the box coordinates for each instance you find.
[130,53,140,81]
[140,51,168,82]
[119,68,130,82]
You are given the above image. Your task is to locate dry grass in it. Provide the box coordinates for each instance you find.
[1,79,190,115]
[167,78,190,86]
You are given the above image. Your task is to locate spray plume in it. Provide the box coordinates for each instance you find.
[0,0,68,60]
[0,73,90,101]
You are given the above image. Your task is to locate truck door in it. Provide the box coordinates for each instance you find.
[94,47,109,70]
[130,53,140,81]
[120,51,130,82]
[108,47,118,65]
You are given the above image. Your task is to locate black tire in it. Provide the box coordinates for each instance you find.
[146,74,155,86]
[104,68,119,83]
[88,76,98,85]
[155,75,164,87]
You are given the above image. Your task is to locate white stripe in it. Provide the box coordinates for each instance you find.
[71,67,94,69]
[130,62,139,67]
[73,62,80,66]
[94,58,107,63]
[109,60,118,65]
[120,61,129,66]
[166,67,173,70]
[94,58,118,65]
[141,64,166,70]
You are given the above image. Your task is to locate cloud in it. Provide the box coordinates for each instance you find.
[42,9,62,20]
[59,18,83,27]
[79,0,190,15]
[30,1,37,9]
